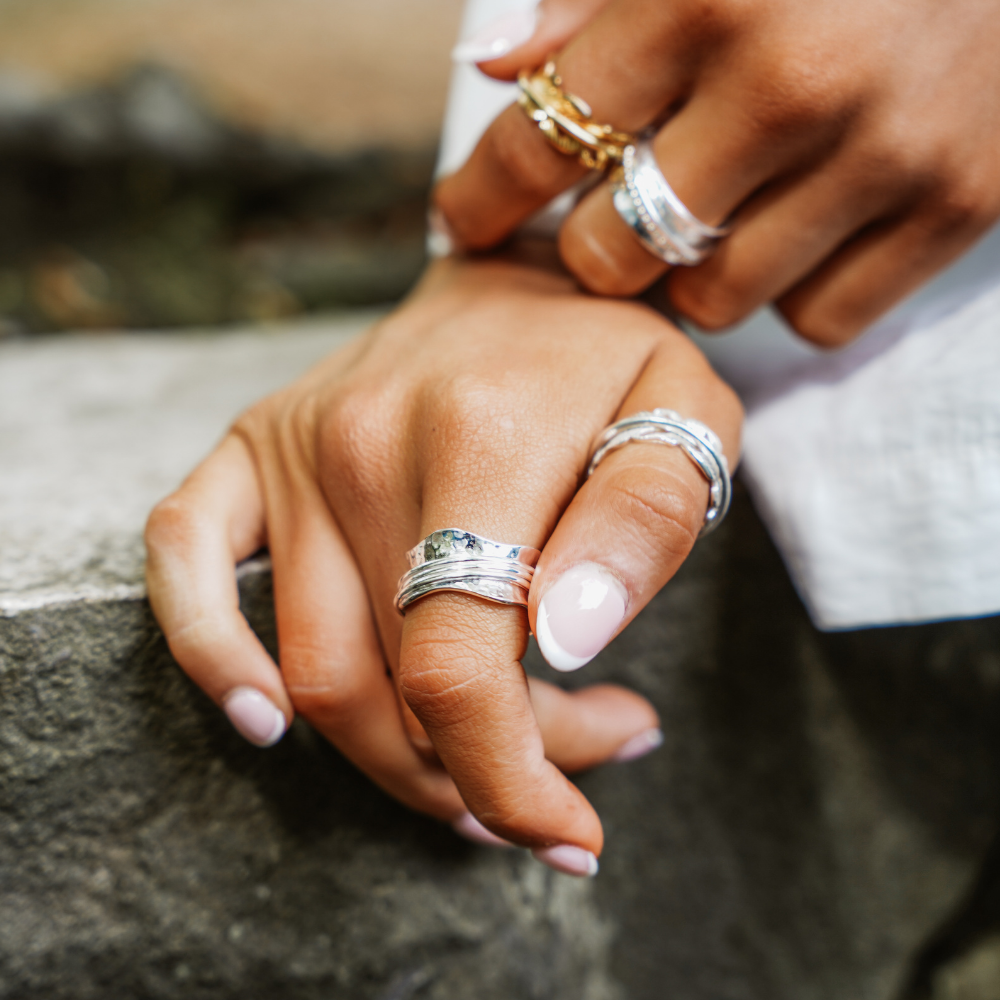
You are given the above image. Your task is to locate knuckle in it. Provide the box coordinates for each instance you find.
[144,495,202,554]
[560,223,655,298]
[425,372,514,453]
[282,641,369,720]
[318,384,399,501]
[855,128,939,194]
[603,463,701,560]
[398,607,512,729]
[489,111,580,199]
[923,173,998,238]
[670,270,751,331]
[742,51,854,141]
[778,298,861,349]
[674,0,748,38]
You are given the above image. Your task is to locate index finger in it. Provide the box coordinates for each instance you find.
[401,594,602,871]
[434,0,695,249]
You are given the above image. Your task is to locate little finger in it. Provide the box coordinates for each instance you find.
[145,434,292,746]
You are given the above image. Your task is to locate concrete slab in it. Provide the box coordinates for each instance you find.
[0,314,374,611]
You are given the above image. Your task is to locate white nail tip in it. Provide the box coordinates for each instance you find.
[223,687,287,748]
[611,727,664,763]
[451,9,538,63]
[535,599,593,672]
[532,845,600,877]
[452,812,514,848]
[263,711,287,747]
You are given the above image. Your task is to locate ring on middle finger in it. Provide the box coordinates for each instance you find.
[611,137,733,266]
[517,60,635,171]
[395,529,541,614]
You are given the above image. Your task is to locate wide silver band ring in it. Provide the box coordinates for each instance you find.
[612,138,732,266]
[395,529,541,614]
[587,409,731,536]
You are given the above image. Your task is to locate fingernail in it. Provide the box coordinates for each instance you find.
[426,205,457,258]
[452,812,514,848]
[532,845,599,877]
[611,727,664,763]
[452,7,538,62]
[535,563,627,672]
[223,687,287,747]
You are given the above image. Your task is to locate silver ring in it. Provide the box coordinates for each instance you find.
[587,409,731,536]
[395,529,541,614]
[611,137,731,266]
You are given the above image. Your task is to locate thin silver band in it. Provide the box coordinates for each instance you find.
[587,410,731,536]
[612,138,732,266]
[395,529,541,614]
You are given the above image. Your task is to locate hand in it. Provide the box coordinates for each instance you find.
[436,0,1000,347]
[145,252,742,872]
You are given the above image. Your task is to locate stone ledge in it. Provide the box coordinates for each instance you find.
[3,317,1000,998]
[0,315,375,611]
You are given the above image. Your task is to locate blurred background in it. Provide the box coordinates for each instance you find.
[0,0,464,334]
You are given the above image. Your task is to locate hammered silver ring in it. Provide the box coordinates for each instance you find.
[395,529,541,614]
[587,409,731,536]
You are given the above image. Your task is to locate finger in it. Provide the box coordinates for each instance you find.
[560,86,840,297]
[145,434,293,745]
[395,445,614,862]
[400,594,602,875]
[528,678,661,772]
[259,449,466,821]
[435,0,698,250]
[666,158,899,331]
[776,194,999,347]
[462,0,613,75]
[529,329,743,672]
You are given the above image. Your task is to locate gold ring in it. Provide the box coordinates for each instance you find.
[517,60,634,171]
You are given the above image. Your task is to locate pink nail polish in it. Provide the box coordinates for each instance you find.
[223,687,287,747]
[452,7,538,63]
[452,812,514,848]
[611,727,664,763]
[532,845,599,877]
[535,563,627,671]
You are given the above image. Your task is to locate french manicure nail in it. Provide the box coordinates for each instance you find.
[452,812,514,848]
[426,205,457,258]
[611,727,664,763]
[223,687,287,747]
[452,7,538,63]
[535,563,627,671]
[532,845,599,877]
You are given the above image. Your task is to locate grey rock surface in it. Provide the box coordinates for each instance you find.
[0,315,376,606]
[2,321,1000,999]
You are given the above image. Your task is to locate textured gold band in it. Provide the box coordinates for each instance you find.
[516,60,634,171]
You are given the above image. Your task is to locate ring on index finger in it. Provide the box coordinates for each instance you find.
[611,137,733,266]
[395,529,541,614]
[517,60,635,172]
[588,409,731,536]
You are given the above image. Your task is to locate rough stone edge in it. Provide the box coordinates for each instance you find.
[0,553,272,617]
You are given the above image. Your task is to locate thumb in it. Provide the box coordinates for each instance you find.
[530,332,743,671]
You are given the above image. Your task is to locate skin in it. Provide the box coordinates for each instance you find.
[435,0,1000,347]
[145,252,742,855]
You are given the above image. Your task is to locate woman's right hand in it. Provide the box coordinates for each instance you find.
[145,253,742,873]
[437,0,1000,347]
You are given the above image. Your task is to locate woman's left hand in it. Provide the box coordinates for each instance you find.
[145,252,742,869]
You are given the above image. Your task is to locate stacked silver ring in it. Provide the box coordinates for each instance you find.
[611,137,732,266]
[587,409,731,536]
[395,529,541,614]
